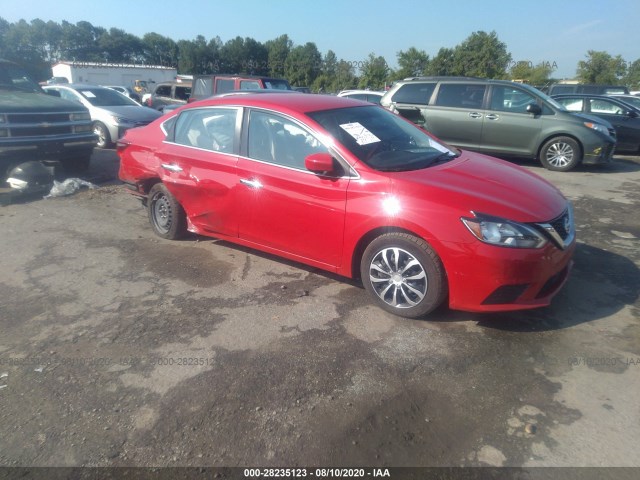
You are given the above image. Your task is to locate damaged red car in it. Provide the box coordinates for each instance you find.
[118,93,575,318]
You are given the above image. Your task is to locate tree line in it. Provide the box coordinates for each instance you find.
[1,17,639,91]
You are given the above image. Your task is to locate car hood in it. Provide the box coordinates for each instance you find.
[391,152,567,223]
[99,105,162,121]
[0,90,88,113]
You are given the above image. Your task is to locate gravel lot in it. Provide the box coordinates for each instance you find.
[0,150,638,477]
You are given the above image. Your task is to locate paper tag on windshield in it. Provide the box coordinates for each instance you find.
[81,91,97,98]
[339,122,380,145]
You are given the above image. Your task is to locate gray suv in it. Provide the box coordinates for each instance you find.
[381,77,616,171]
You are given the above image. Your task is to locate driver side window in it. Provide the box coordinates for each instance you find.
[247,110,328,170]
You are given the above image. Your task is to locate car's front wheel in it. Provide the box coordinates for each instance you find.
[94,121,112,149]
[539,136,581,171]
[360,233,447,318]
[147,183,187,240]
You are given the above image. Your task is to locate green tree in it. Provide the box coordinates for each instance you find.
[451,30,511,78]
[509,61,555,86]
[285,42,322,87]
[265,34,292,77]
[177,35,218,74]
[425,47,456,76]
[393,47,429,80]
[358,53,389,89]
[142,32,179,67]
[624,59,640,90]
[98,28,143,63]
[577,50,627,84]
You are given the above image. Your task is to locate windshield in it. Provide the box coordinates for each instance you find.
[0,63,42,93]
[77,87,139,106]
[308,105,458,172]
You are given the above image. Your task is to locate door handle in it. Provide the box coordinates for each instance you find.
[468,112,483,119]
[240,178,263,189]
[485,114,499,120]
[161,163,183,172]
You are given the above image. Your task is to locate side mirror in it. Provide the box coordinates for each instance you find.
[627,110,638,118]
[526,103,542,115]
[305,152,336,175]
[45,90,61,98]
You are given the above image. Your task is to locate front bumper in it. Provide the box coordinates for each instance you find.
[445,239,576,312]
[582,138,616,165]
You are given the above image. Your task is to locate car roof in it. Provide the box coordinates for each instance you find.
[338,90,385,96]
[188,92,369,113]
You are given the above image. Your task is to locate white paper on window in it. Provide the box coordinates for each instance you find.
[339,122,381,145]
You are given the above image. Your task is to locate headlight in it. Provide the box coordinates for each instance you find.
[461,214,547,249]
[70,112,91,121]
[110,115,134,125]
[584,121,610,136]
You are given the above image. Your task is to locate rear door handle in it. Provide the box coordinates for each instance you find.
[468,112,483,119]
[240,178,263,189]
[485,114,499,120]
[161,163,183,172]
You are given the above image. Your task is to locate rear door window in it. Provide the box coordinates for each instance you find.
[155,85,171,98]
[434,84,486,108]
[391,83,436,105]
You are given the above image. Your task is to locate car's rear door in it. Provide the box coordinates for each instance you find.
[235,109,350,269]
[154,106,241,236]
[424,82,487,149]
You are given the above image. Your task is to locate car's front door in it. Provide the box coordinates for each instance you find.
[479,85,543,157]
[236,109,350,269]
[154,107,241,236]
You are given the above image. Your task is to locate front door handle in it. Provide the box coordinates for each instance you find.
[485,114,499,120]
[468,112,483,119]
[240,178,263,189]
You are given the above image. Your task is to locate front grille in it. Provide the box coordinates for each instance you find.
[11,125,73,137]
[7,112,70,123]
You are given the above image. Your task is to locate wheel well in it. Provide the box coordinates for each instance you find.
[350,226,419,279]
[537,134,583,161]
[140,177,162,194]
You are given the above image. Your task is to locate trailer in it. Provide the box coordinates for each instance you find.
[51,61,178,93]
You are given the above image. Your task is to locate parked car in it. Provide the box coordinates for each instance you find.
[103,85,142,103]
[1,59,95,181]
[145,81,192,111]
[189,74,291,103]
[380,77,616,171]
[337,89,385,104]
[293,86,311,93]
[43,84,163,148]
[552,94,640,154]
[546,83,629,96]
[118,93,575,318]
[606,94,640,110]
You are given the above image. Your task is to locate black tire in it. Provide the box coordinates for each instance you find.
[539,136,581,171]
[360,232,447,318]
[147,183,187,240]
[94,121,112,149]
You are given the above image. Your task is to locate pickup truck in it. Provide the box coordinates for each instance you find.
[1,59,96,183]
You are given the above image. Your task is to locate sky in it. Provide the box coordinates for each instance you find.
[2,0,639,79]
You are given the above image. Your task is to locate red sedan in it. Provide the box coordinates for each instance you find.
[118,93,575,318]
